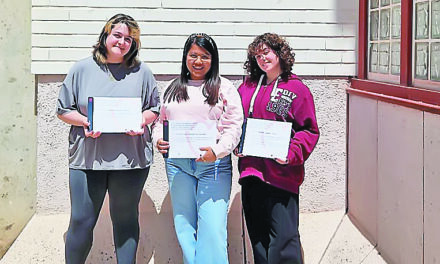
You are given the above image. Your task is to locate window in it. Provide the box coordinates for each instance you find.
[366,0,440,88]
[414,0,440,88]
[369,0,401,82]
[352,0,440,112]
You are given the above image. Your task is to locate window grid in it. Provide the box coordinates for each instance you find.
[368,0,402,82]
[355,0,440,107]
[413,0,440,83]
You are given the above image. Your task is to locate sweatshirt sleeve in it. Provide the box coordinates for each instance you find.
[211,78,244,159]
[286,83,320,165]
[56,64,79,116]
[141,64,160,113]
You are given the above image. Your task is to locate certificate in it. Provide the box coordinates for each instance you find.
[88,97,142,133]
[166,120,217,158]
[241,118,292,159]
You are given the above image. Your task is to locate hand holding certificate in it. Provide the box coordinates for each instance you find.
[88,97,143,133]
[239,118,292,160]
[236,75,293,161]
[163,120,217,158]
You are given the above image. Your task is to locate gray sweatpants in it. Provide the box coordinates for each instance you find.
[65,168,149,264]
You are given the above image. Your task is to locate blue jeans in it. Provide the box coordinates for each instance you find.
[165,155,232,264]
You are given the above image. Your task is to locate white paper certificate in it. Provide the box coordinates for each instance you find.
[168,120,217,158]
[91,97,142,133]
[242,118,292,159]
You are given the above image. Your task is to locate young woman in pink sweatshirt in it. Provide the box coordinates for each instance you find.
[236,33,319,264]
[152,33,243,264]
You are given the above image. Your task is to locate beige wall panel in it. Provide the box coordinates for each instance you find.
[31,48,50,60]
[297,51,356,63]
[32,7,69,20]
[326,38,357,50]
[32,34,97,48]
[347,95,378,244]
[32,7,356,24]
[33,35,347,50]
[236,23,350,37]
[31,47,355,65]
[424,112,440,264]
[30,48,245,63]
[31,61,73,74]
[33,0,353,10]
[31,1,357,75]
[32,0,161,8]
[341,52,357,63]
[162,0,356,10]
[32,21,106,34]
[32,61,354,76]
[377,102,423,264]
[32,21,348,37]
[31,2,357,75]
[324,64,357,76]
[342,24,357,36]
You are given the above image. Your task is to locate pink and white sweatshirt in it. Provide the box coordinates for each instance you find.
[152,77,244,159]
[238,74,319,194]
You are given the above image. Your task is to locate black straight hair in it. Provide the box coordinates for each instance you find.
[163,33,221,106]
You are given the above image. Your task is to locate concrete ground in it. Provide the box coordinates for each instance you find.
[0,210,386,264]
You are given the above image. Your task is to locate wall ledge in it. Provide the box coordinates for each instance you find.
[349,79,440,114]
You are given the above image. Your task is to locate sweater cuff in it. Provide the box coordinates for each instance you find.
[287,143,304,165]
[211,144,226,159]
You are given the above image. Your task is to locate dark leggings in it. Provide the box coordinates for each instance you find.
[65,168,149,264]
[242,177,302,264]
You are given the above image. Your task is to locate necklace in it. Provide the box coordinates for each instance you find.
[266,75,281,85]
[263,75,281,90]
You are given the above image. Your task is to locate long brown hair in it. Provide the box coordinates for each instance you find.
[92,14,141,68]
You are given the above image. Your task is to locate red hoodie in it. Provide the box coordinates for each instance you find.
[238,74,319,194]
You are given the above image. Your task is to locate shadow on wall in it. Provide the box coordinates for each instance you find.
[334,0,358,23]
[334,0,359,61]
[68,191,247,263]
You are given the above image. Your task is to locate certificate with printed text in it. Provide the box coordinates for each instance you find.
[167,120,217,158]
[241,118,292,159]
[89,97,142,133]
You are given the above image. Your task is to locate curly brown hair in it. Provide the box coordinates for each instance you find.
[244,33,295,82]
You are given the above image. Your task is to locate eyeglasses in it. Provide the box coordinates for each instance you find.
[188,53,212,62]
[254,49,271,61]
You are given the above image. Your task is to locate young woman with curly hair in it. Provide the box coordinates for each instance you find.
[235,33,320,264]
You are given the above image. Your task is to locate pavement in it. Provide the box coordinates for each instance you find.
[0,210,386,264]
